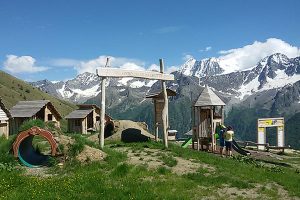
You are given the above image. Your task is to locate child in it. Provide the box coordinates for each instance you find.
[218,124,226,157]
[224,126,234,157]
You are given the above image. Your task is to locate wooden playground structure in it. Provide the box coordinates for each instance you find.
[192,86,225,152]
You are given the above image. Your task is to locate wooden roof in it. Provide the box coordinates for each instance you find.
[146,88,177,99]
[77,104,100,111]
[65,105,112,120]
[0,97,11,120]
[9,100,62,119]
[193,86,225,107]
[65,109,94,119]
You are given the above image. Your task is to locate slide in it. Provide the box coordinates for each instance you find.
[181,138,192,148]
[232,139,251,156]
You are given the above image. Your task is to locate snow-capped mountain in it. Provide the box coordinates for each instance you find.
[31,72,158,103]
[31,53,300,104]
[179,56,224,78]
[202,53,300,99]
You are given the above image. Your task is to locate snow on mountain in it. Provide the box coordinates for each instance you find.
[31,53,300,104]
[179,56,224,78]
[179,57,196,76]
[201,53,300,99]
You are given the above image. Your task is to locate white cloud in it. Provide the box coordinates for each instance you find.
[3,55,49,73]
[199,46,212,52]
[74,55,147,74]
[182,54,194,61]
[166,65,178,74]
[148,64,159,71]
[205,46,212,51]
[74,55,178,75]
[48,58,81,67]
[218,38,300,73]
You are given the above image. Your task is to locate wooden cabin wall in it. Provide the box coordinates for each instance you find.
[0,121,9,138]
[45,105,60,127]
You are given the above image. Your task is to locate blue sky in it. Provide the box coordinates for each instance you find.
[0,0,299,81]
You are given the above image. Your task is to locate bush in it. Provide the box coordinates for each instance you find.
[19,119,45,132]
[68,135,85,157]
[0,135,17,165]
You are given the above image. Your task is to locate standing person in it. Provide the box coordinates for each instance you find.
[218,124,226,157]
[224,126,234,157]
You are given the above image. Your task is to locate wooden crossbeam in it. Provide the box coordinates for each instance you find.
[96,67,174,80]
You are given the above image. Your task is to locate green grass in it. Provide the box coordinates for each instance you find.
[0,139,300,199]
[159,153,177,167]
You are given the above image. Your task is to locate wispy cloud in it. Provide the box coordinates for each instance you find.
[199,46,212,52]
[3,55,49,74]
[47,58,81,67]
[154,26,182,34]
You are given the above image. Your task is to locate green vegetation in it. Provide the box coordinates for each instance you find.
[159,153,178,167]
[19,119,46,132]
[0,70,76,116]
[1,137,300,199]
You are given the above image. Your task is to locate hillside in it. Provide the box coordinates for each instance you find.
[0,70,76,116]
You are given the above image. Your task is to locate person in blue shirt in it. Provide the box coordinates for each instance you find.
[218,124,226,157]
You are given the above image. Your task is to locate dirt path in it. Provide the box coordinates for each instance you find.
[115,147,215,175]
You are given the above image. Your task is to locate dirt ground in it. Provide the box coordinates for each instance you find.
[76,145,106,163]
[115,147,215,175]
[217,183,300,200]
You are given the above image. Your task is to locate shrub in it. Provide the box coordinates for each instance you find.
[0,135,17,165]
[68,135,85,157]
[19,119,45,132]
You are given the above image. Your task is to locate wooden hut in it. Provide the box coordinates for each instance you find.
[9,100,62,134]
[65,104,112,135]
[146,89,177,141]
[0,98,11,138]
[192,86,225,152]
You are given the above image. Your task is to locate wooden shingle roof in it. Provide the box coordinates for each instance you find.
[146,88,177,99]
[9,100,62,119]
[65,109,93,119]
[193,86,225,107]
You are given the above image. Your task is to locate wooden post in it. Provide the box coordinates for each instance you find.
[98,57,110,150]
[210,106,214,152]
[99,77,106,149]
[154,99,159,141]
[160,59,168,148]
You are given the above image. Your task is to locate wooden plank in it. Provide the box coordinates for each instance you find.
[97,67,174,80]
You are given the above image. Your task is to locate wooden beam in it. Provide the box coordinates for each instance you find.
[97,58,110,150]
[99,77,106,149]
[160,59,168,148]
[97,67,174,81]
[210,107,214,152]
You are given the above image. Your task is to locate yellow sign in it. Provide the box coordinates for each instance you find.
[258,118,284,127]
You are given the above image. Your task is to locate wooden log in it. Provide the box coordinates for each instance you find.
[210,107,215,152]
[97,67,174,80]
[99,77,106,149]
[160,59,168,148]
[97,57,110,150]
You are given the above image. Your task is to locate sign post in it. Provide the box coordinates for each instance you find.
[257,117,285,150]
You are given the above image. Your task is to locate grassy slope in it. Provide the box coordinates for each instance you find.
[0,70,76,116]
[0,138,300,199]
